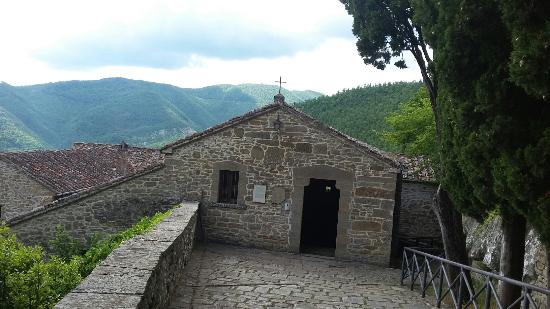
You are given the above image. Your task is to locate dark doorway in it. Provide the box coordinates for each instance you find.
[300,178,340,256]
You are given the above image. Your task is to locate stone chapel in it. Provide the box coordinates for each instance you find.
[1,93,440,266]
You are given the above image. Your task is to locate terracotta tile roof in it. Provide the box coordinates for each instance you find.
[390,153,436,183]
[162,98,399,167]
[0,143,163,196]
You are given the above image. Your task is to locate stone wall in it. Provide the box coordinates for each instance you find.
[162,106,399,264]
[55,202,198,309]
[398,181,440,240]
[0,159,54,221]
[8,166,179,249]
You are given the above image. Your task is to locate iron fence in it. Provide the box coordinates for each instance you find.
[401,247,550,308]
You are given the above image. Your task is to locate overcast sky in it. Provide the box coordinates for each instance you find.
[0,0,421,94]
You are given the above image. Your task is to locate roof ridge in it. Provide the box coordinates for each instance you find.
[160,101,398,168]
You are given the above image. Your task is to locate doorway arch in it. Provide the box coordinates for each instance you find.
[289,165,353,258]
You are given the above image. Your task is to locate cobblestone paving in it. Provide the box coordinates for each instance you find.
[169,243,438,308]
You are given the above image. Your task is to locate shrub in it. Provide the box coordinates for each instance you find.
[0,225,81,308]
[49,225,83,262]
[77,209,173,277]
[0,207,174,308]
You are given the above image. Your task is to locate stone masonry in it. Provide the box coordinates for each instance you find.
[160,103,400,265]
[55,202,198,309]
[0,159,54,221]
[398,181,440,240]
[8,166,177,249]
[7,100,400,265]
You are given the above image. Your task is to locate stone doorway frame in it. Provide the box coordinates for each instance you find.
[289,165,353,258]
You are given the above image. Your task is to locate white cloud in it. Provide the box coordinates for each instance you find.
[0,0,422,94]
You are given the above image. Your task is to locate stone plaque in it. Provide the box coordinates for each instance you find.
[272,187,286,203]
[253,185,267,203]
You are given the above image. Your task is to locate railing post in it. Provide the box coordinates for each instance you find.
[410,253,416,290]
[403,247,550,309]
[401,249,406,285]
[457,267,463,308]
[422,258,428,298]
[437,260,444,308]
[522,287,529,309]
[484,277,491,309]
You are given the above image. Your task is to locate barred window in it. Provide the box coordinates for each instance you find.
[218,170,239,204]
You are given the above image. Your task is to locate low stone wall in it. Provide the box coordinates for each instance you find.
[55,202,198,309]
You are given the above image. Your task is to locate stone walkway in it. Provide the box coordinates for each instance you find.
[169,243,438,308]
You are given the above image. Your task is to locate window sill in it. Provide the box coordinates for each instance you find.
[209,202,247,210]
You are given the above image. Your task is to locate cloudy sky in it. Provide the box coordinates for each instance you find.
[0,0,421,94]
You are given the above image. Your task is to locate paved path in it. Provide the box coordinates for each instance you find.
[169,243,437,308]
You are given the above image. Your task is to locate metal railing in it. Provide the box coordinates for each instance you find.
[401,247,550,309]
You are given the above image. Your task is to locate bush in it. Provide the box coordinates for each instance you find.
[5,257,81,309]
[0,207,174,308]
[0,225,81,308]
[77,209,172,277]
[49,225,83,262]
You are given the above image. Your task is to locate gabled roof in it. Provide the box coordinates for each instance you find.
[0,143,163,196]
[162,99,398,168]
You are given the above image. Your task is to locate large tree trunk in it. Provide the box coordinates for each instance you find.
[432,185,471,303]
[432,185,469,265]
[499,211,526,309]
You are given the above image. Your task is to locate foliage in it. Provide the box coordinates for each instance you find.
[382,87,436,158]
[340,0,436,105]
[0,105,46,151]
[0,78,321,152]
[0,225,81,309]
[49,226,83,262]
[0,207,173,308]
[76,208,172,277]
[500,0,550,100]
[297,82,422,151]
[422,0,550,228]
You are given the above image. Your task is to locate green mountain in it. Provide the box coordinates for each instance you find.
[0,78,321,151]
[296,82,423,152]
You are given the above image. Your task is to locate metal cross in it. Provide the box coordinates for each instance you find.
[274,76,286,94]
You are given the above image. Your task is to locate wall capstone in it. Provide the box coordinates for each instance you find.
[54,202,198,309]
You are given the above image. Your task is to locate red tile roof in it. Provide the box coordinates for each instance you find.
[391,154,436,183]
[0,143,163,196]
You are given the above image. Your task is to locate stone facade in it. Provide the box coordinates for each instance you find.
[8,166,177,249]
[7,102,400,265]
[161,104,399,264]
[0,159,54,221]
[55,202,198,309]
[397,181,440,240]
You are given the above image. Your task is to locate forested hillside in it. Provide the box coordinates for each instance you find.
[0,78,321,151]
[296,82,422,151]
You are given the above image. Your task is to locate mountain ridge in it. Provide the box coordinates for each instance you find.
[0,78,322,151]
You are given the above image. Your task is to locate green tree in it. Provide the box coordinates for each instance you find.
[425,0,550,305]
[500,0,550,100]
[0,225,81,308]
[340,0,471,275]
[383,87,436,157]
